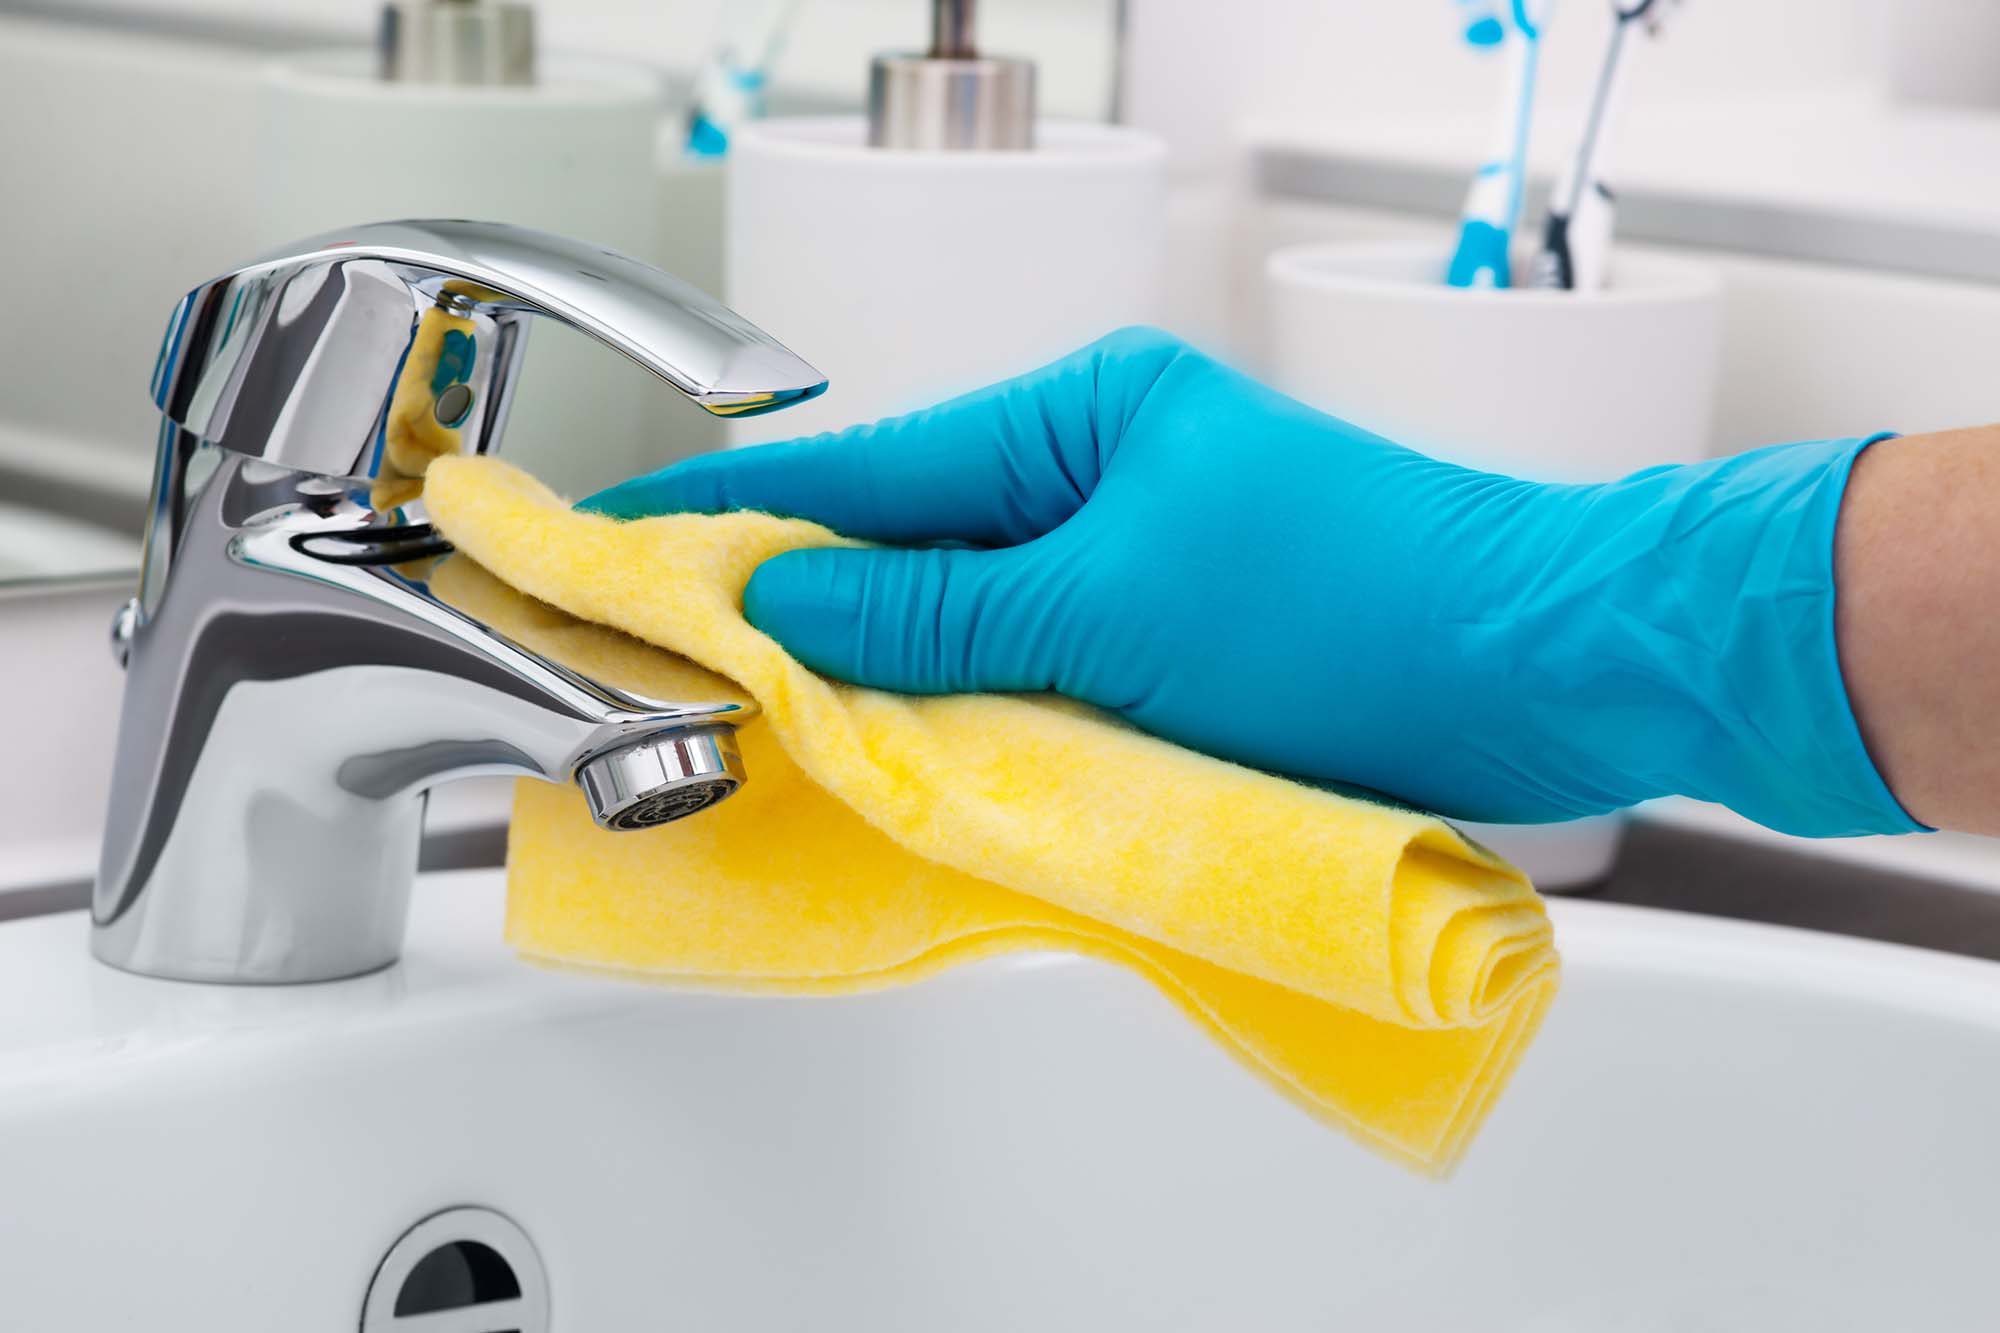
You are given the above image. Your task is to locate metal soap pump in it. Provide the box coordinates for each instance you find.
[868,0,1036,149]
[379,0,536,86]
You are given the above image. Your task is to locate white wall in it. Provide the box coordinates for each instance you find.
[1124,0,1891,174]
[0,20,266,463]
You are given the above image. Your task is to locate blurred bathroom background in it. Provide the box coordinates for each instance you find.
[8,0,1998,564]
[9,0,2000,889]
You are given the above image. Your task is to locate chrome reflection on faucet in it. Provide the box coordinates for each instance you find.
[96,219,826,984]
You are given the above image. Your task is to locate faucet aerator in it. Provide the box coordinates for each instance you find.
[578,725,746,831]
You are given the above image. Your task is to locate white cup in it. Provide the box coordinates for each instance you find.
[1261,239,1724,888]
[1263,239,1721,482]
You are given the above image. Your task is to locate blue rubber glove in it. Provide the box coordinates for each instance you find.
[584,328,1920,838]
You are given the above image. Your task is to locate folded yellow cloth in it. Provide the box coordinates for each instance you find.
[424,456,1561,1174]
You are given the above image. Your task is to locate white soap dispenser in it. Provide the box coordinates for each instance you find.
[723,0,1168,442]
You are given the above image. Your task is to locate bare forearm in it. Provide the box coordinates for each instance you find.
[1836,428,2000,833]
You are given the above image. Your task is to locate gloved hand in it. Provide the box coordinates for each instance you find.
[584,328,1919,837]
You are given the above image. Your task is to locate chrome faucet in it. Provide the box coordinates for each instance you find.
[94,219,826,984]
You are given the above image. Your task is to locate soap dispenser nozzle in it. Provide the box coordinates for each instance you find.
[379,0,536,86]
[868,0,1035,150]
[929,0,976,58]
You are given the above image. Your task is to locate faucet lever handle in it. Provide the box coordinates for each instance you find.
[151,218,826,481]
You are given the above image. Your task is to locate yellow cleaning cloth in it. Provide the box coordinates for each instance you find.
[424,456,1561,1174]
[375,293,495,511]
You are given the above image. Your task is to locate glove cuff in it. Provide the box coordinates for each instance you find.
[1564,434,1924,837]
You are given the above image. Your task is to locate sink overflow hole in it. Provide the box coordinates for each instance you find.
[361,1207,549,1333]
[396,1240,521,1315]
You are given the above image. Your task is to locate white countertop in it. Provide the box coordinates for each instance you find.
[12,866,2000,1072]
[1639,796,2000,895]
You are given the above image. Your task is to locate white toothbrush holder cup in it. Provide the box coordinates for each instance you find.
[1262,238,1725,889]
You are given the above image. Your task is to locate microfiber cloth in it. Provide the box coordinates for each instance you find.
[424,455,1561,1174]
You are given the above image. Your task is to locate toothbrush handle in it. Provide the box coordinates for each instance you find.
[1533,180,1617,293]
[1567,181,1617,293]
[1532,211,1576,291]
[1447,22,1541,290]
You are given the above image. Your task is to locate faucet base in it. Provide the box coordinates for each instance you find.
[92,784,423,986]
[88,937,407,987]
[576,724,745,831]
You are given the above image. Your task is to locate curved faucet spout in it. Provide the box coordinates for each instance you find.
[97,221,815,985]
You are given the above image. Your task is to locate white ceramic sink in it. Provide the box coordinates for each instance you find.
[4,871,2000,1329]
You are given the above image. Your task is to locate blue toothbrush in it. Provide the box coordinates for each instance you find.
[685,0,807,158]
[1446,0,1553,288]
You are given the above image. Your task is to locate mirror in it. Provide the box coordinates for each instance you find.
[0,0,1122,590]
